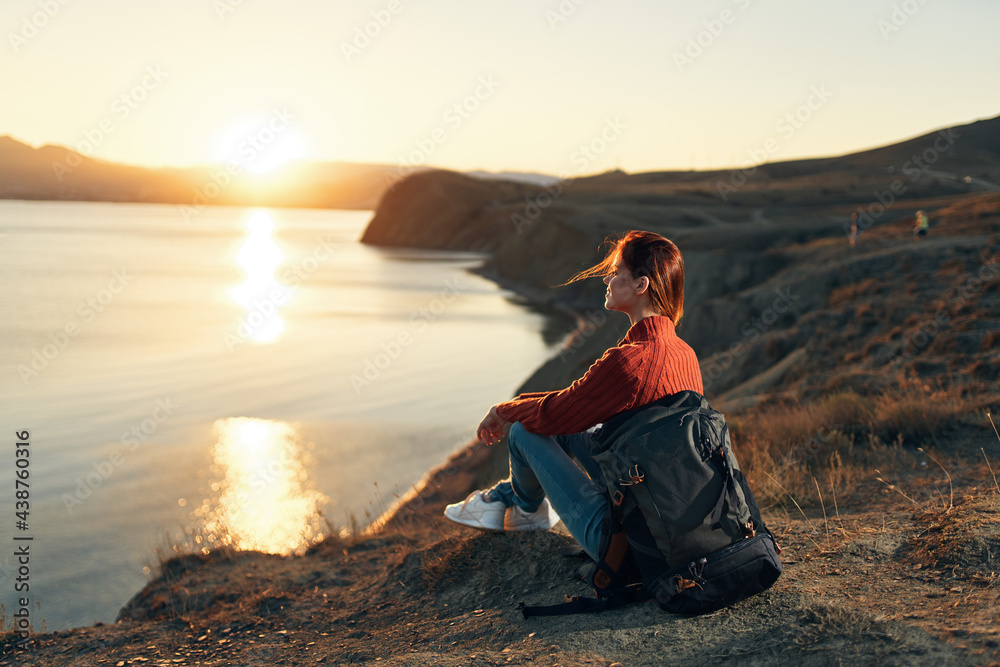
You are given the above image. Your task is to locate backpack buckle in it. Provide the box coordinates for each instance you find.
[612,490,625,506]
[744,521,756,538]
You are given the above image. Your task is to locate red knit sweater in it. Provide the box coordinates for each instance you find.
[496,315,703,436]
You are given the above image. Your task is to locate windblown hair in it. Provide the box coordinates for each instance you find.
[566,230,686,325]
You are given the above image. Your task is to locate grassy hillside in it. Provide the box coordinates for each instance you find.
[362,115,1000,513]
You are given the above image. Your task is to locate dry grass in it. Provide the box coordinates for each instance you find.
[730,379,999,514]
[0,600,44,649]
[872,388,949,445]
[827,278,881,308]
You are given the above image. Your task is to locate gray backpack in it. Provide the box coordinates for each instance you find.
[521,391,781,617]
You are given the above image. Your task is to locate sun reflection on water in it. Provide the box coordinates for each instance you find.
[230,210,289,343]
[199,417,327,555]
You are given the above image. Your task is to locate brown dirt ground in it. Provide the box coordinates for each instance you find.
[3,463,999,667]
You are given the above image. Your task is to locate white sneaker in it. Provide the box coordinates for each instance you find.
[443,490,506,531]
[504,498,561,531]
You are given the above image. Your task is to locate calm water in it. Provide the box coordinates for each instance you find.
[0,200,562,632]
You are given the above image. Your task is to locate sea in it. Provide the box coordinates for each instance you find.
[0,200,567,632]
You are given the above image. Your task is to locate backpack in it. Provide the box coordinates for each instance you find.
[520,390,782,617]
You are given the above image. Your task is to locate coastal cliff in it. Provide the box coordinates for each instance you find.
[6,117,1000,666]
[360,114,1000,406]
[366,120,1000,585]
[10,183,997,665]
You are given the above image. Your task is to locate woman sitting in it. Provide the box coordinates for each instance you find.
[444,230,703,560]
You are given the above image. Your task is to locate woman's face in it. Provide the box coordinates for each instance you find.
[603,260,642,313]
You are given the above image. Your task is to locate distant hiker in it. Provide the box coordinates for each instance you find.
[444,231,702,559]
[849,212,859,248]
[914,210,929,239]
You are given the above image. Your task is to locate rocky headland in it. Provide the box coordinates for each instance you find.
[4,115,1000,666]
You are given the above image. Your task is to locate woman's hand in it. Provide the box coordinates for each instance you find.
[477,405,510,445]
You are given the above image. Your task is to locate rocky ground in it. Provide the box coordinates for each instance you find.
[2,465,999,666]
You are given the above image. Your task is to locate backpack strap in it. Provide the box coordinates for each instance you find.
[591,528,631,592]
[519,585,648,618]
[709,425,753,535]
[519,491,648,618]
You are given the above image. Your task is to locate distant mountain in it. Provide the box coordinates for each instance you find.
[829,114,1000,172]
[5,113,998,212]
[0,136,413,210]
[729,113,1000,182]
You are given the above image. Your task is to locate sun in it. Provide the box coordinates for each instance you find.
[212,114,309,174]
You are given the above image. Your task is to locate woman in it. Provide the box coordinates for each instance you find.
[444,230,703,560]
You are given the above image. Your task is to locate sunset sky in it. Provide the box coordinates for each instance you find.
[4,0,998,176]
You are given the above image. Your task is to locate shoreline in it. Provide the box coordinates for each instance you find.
[0,209,566,639]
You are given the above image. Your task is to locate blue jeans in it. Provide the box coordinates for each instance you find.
[485,422,609,560]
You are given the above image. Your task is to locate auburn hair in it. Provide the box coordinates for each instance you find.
[566,230,686,325]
